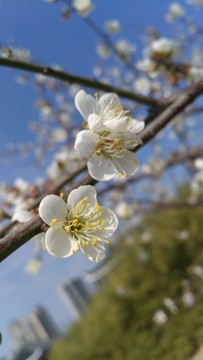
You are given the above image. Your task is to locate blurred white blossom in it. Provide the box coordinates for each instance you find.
[153,310,168,325]
[105,19,120,33]
[115,39,136,60]
[25,258,42,275]
[72,0,93,16]
[182,290,195,308]
[166,2,185,22]
[163,297,178,314]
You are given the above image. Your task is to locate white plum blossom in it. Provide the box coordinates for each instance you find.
[96,43,112,59]
[25,258,42,275]
[115,39,136,60]
[105,19,120,33]
[153,310,168,325]
[188,66,203,82]
[133,77,151,95]
[114,201,134,220]
[72,0,93,16]
[147,38,179,59]
[74,90,144,181]
[182,290,195,308]
[166,3,185,22]
[1,46,31,62]
[39,185,118,262]
[163,297,178,314]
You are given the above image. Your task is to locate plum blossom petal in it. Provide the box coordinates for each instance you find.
[111,151,139,176]
[80,242,106,262]
[12,210,33,223]
[87,150,138,180]
[67,185,97,209]
[126,119,145,134]
[74,129,98,157]
[98,93,120,114]
[75,90,96,120]
[88,154,116,181]
[45,227,79,258]
[39,194,67,225]
[88,114,106,132]
[97,207,119,235]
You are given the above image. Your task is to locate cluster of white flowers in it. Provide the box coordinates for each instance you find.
[74,90,144,181]
[147,38,179,60]
[37,90,144,262]
[1,46,31,62]
[136,37,178,78]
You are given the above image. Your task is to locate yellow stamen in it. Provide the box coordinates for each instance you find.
[92,238,97,245]
[50,218,58,227]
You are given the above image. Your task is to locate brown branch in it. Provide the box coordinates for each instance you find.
[0,57,159,107]
[140,80,203,148]
[0,216,47,262]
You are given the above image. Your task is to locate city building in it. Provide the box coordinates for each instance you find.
[8,306,59,358]
[27,306,60,345]
[59,277,92,318]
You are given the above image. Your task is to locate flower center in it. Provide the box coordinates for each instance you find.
[63,217,84,235]
[50,197,110,247]
[95,138,125,157]
[104,103,124,120]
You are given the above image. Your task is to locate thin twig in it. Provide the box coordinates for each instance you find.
[0,57,159,107]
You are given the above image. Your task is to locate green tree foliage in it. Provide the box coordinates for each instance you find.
[48,205,203,360]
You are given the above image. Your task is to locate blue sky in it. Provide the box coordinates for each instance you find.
[0,0,202,357]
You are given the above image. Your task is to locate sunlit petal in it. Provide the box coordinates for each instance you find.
[75,90,96,120]
[88,154,115,181]
[67,185,97,209]
[80,242,106,262]
[39,194,67,225]
[45,227,79,258]
[75,130,97,157]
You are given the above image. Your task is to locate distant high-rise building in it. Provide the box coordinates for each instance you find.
[27,306,60,344]
[8,318,37,352]
[59,278,92,318]
[8,306,59,352]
